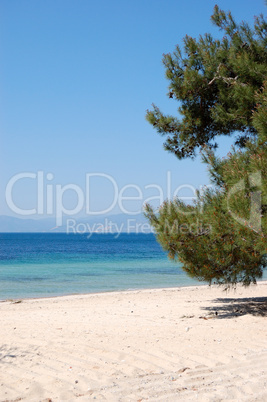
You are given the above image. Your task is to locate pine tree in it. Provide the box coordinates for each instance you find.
[146,5,267,158]
[145,6,267,287]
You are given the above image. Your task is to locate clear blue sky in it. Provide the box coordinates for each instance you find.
[1,0,266,219]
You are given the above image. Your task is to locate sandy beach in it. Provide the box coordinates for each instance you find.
[0,283,267,402]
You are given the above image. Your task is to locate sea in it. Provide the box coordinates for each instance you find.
[0,233,202,300]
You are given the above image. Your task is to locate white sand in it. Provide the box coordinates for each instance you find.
[0,282,267,401]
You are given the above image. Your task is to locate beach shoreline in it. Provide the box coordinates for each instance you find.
[0,282,208,303]
[1,282,267,401]
[1,279,267,303]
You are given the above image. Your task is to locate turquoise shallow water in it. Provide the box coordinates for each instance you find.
[0,233,201,299]
[1,233,265,300]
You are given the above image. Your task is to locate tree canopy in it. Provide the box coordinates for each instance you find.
[146,5,267,159]
[145,6,267,287]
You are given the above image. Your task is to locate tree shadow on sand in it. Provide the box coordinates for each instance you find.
[202,296,267,319]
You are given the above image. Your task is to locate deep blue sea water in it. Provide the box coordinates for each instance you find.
[0,233,203,300]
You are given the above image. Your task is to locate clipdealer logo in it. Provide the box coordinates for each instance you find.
[5,170,263,233]
[5,171,199,226]
[227,171,263,233]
